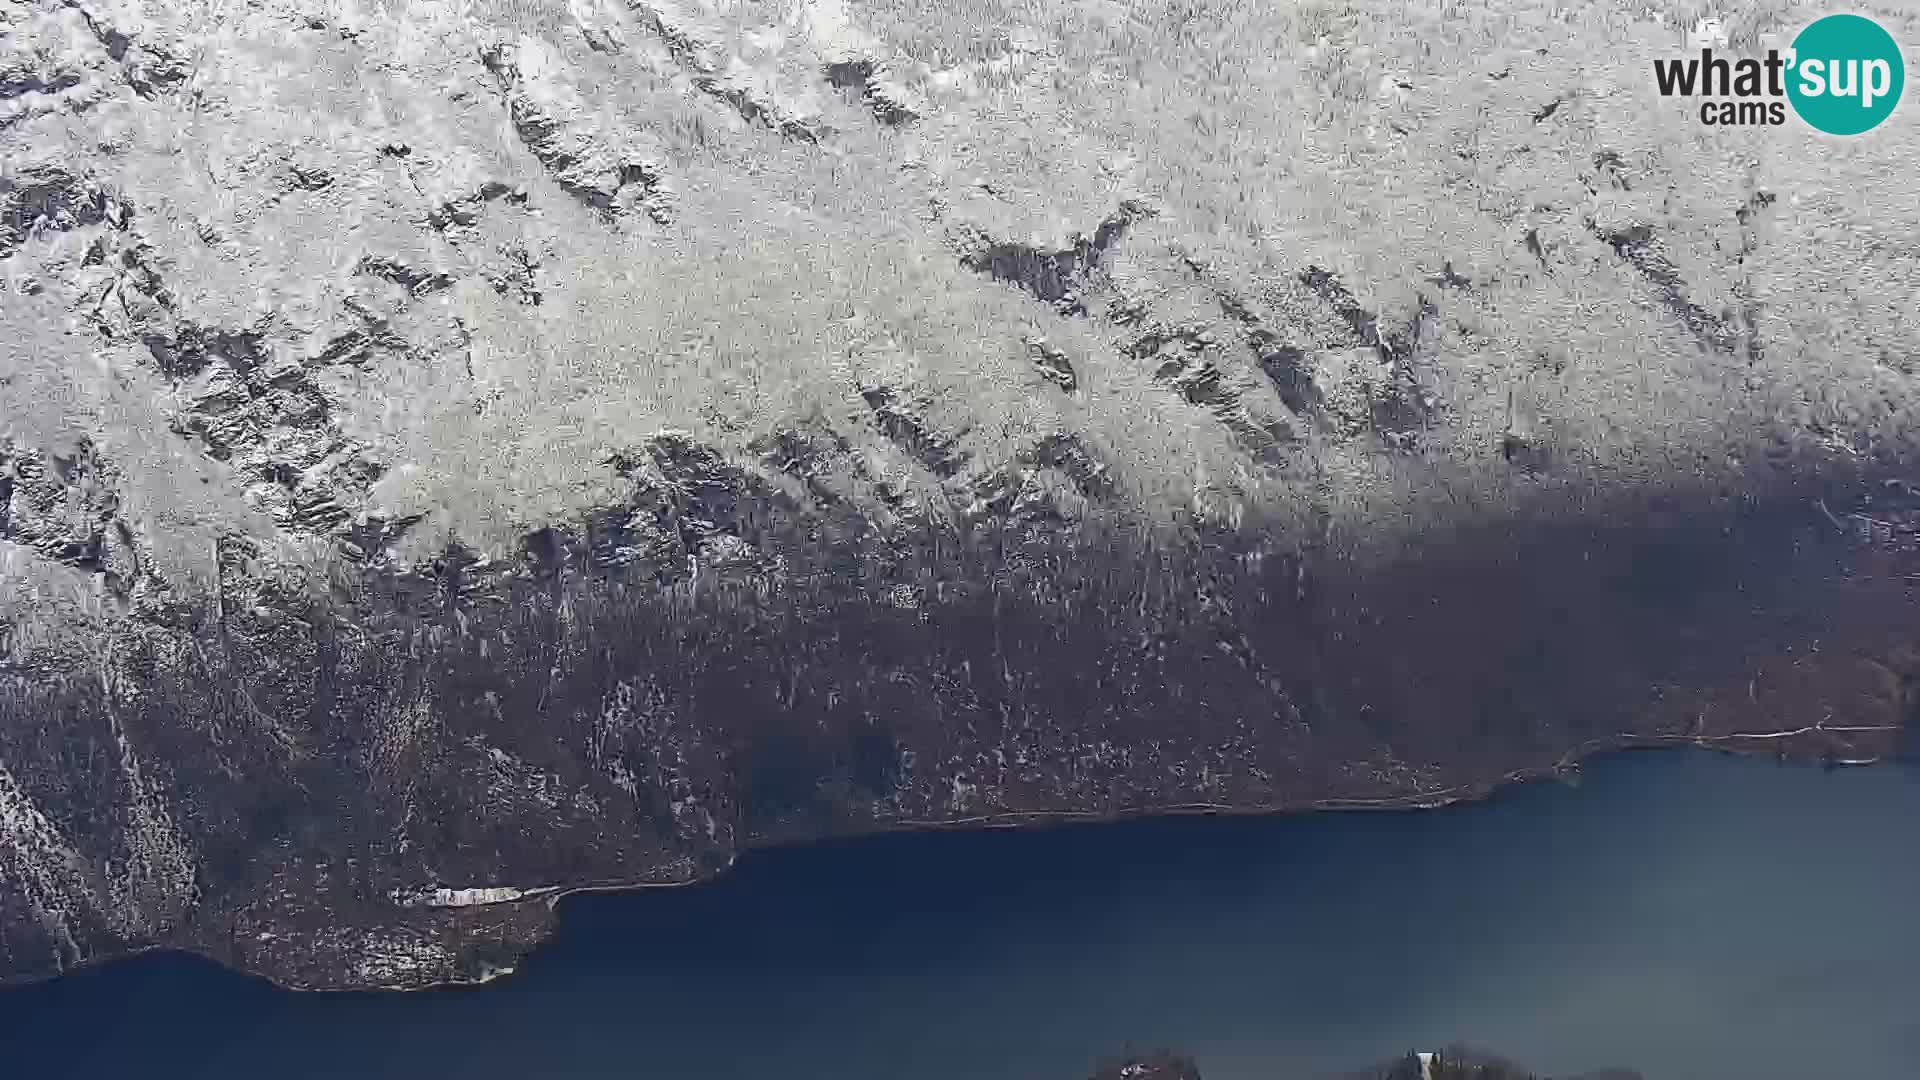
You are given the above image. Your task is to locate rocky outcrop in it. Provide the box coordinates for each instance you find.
[952,200,1154,314]
[1024,336,1079,392]
[0,6,112,130]
[1127,320,1297,458]
[859,384,970,479]
[0,436,138,587]
[1593,222,1743,357]
[0,162,124,255]
[479,36,676,224]
[77,225,393,535]
[824,57,921,125]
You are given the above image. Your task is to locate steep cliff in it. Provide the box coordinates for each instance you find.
[3,0,1919,988]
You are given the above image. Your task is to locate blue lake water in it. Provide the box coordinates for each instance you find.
[4,749,1919,1079]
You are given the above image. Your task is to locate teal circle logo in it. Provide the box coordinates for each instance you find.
[1787,14,1905,135]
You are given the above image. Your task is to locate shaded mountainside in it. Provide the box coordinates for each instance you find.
[3,0,1920,988]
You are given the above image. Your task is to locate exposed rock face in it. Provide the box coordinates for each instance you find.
[3,0,1919,989]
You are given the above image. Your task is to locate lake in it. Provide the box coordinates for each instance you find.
[4,749,1918,1079]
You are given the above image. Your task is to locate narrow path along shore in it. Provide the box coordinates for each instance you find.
[431,720,1911,912]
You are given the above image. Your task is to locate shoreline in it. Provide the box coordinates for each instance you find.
[0,725,1903,998]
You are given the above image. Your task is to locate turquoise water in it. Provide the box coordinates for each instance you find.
[4,750,1918,1079]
